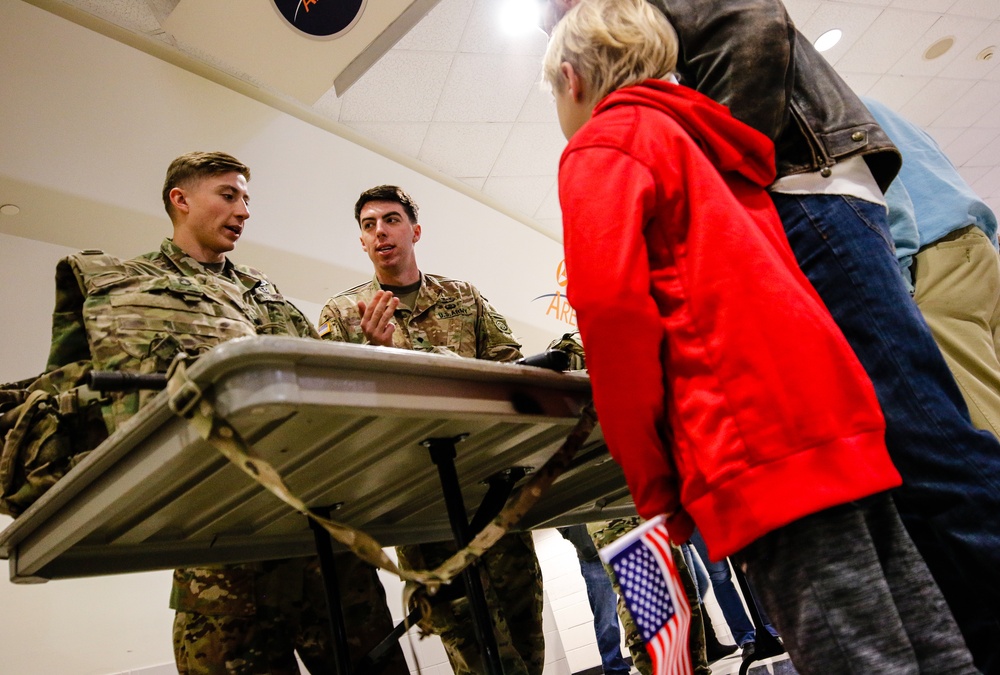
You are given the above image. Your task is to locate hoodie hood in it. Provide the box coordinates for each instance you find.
[593,79,776,188]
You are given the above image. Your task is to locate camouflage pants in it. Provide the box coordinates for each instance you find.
[397,532,545,675]
[172,554,407,675]
[589,518,710,675]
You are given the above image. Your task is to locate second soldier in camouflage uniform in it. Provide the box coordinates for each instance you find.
[319,185,545,674]
[44,153,407,674]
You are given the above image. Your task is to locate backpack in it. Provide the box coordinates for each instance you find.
[0,361,108,516]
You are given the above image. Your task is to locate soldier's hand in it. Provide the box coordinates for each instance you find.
[358,290,399,347]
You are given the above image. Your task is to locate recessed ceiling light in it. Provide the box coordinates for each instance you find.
[0,204,20,216]
[924,36,955,60]
[815,29,842,53]
[499,0,540,36]
[978,46,996,62]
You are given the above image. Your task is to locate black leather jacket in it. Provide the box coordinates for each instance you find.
[649,0,901,192]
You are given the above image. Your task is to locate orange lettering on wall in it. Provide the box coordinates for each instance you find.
[302,0,318,12]
[546,292,563,318]
[556,259,568,288]
[545,290,577,327]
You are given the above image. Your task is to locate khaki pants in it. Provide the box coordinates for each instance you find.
[913,225,1000,438]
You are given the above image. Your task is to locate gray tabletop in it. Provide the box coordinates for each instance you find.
[0,336,634,583]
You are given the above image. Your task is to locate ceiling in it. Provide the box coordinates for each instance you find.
[17,0,1000,239]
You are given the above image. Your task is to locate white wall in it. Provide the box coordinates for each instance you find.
[0,2,592,673]
[0,0,580,357]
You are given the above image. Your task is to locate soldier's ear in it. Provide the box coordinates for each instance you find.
[169,187,189,214]
[412,223,421,243]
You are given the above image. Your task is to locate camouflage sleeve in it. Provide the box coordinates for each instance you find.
[474,289,522,363]
[46,257,92,371]
[252,279,319,340]
[317,297,362,344]
[270,294,319,339]
[285,302,319,339]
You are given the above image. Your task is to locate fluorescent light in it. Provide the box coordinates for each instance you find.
[815,29,842,53]
[499,0,541,36]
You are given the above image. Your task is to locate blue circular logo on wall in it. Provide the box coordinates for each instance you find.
[272,0,367,39]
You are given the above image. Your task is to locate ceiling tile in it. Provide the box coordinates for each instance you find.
[935,78,1000,126]
[434,53,543,123]
[965,131,1000,166]
[313,87,343,121]
[799,3,884,65]
[518,84,559,124]
[937,21,1000,80]
[865,74,931,108]
[491,123,566,177]
[782,0,823,26]
[344,122,429,158]
[985,197,1000,215]
[939,127,1000,165]
[836,71,883,95]
[339,51,453,123]
[924,125,966,147]
[970,164,1000,197]
[534,180,562,220]
[957,164,993,185]
[457,0,549,55]
[458,176,487,190]
[948,0,1000,19]
[888,14,990,76]
[393,0,474,52]
[482,175,553,219]
[890,0,955,12]
[68,0,162,34]
[898,76,976,124]
[836,8,938,73]
[848,0,892,5]
[417,122,513,176]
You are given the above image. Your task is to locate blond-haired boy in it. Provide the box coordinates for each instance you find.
[543,1,976,672]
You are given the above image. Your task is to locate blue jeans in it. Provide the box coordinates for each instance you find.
[579,557,631,675]
[772,192,1000,667]
[681,542,709,603]
[559,525,630,675]
[690,530,778,647]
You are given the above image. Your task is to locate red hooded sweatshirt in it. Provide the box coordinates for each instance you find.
[558,80,900,560]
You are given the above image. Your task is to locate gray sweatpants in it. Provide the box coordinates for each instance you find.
[735,492,977,674]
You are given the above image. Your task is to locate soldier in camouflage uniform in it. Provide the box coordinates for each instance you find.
[589,518,709,675]
[319,185,545,674]
[548,333,709,675]
[44,153,407,674]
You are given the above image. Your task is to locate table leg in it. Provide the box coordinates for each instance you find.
[309,506,353,675]
[424,434,506,675]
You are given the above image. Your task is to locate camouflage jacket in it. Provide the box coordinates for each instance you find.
[47,239,316,432]
[318,273,521,362]
[39,239,315,616]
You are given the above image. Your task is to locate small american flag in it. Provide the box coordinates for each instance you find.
[599,516,692,675]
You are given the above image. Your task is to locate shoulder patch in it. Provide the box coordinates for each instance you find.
[318,321,332,337]
[490,311,511,335]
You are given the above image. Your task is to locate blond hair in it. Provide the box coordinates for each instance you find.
[542,0,678,104]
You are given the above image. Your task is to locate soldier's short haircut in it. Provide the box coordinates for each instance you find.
[162,151,251,216]
[542,0,678,105]
[354,185,419,227]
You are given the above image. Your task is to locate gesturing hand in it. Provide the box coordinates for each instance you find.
[357,290,400,347]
